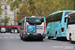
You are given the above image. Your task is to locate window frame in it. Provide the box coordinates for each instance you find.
[5,6,7,10]
[5,11,7,15]
[46,12,63,23]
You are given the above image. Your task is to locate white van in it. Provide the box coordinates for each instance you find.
[1,28,6,33]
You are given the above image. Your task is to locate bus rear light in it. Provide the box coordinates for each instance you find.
[25,21,28,35]
[61,28,64,32]
[43,30,46,35]
[24,30,26,32]
[24,30,28,35]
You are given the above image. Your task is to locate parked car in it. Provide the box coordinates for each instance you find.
[1,28,6,33]
[11,29,14,33]
[14,29,18,33]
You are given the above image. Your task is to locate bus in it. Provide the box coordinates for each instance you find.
[19,16,46,41]
[46,10,75,41]
[66,11,75,43]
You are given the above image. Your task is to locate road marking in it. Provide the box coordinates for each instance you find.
[0,36,20,39]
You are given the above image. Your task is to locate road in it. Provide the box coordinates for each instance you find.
[0,33,75,50]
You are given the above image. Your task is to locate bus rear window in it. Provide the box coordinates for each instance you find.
[26,18,44,25]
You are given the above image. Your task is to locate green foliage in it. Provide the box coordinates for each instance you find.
[0,0,3,14]
[7,0,22,11]
[7,0,75,22]
[0,17,10,26]
[0,0,3,2]
[0,3,2,7]
[6,0,14,4]
[13,18,17,22]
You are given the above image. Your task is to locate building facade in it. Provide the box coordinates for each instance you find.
[0,0,17,26]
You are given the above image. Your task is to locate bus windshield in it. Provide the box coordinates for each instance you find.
[68,13,75,24]
[26,17,44,25]
[64,12,75,24]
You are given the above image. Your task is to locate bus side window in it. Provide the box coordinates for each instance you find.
[20,21,24,30]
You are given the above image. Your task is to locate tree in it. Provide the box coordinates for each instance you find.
[7,0,22,11]
[0,17,10,26]
[34,0,74,17]
[13,17,18,25]
[0,0,3,14]
[16,0,36,22]
[7,0,74,22]
[13,17,17,22]
[72,0,75,10]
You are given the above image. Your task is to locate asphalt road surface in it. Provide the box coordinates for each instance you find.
[0,33,75,50]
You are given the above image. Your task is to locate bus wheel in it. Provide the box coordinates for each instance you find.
[22,34,28,41]
[20,36,23,40]
[48,36,51,39]
[55,31,58,39]
[69,34,72,43]
[23,38,27,41]
[20,33,23,40]
[57,37,60,40]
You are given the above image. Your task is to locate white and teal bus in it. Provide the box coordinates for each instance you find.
[46,10,75,40]
[19,16,46,41]
[66,12,75,43]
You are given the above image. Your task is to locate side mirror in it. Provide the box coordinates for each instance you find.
[64,17,70,22]
[18,23,22,26]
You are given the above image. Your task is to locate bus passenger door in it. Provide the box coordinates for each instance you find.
[51,23,53,36]
[46,23,51,36]
[64,17,69,37]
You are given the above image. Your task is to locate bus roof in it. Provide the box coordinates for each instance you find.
[20,17,45,22]
[47,10,75,17]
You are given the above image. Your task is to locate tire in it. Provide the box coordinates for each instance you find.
[20,33,23,40]
[55,31,58,39]
[20,36,23,40]
[69,35,73,43]
[22,38,26,41]
[22,34,28,41]
[57,37,60,40]
[48,36,51,39]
